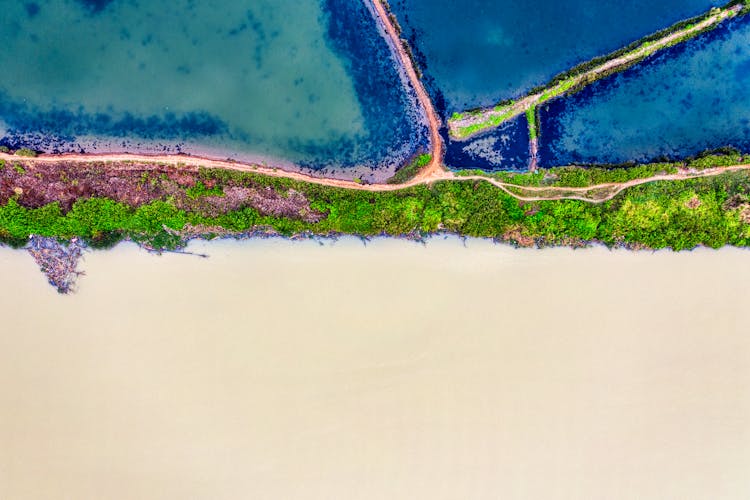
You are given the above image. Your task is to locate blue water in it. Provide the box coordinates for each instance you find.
[390,0,724,113]
[0,0,428,181]
[443,114,529,172]
[539,15,750,167]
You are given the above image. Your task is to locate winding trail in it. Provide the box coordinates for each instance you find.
[369,0,445,183]
[460,165,750,203]
[4,152,749,203]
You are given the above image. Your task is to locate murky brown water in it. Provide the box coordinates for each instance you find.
[1,239,748,499]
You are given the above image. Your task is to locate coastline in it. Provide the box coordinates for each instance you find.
[0,0,436,185]
[2,153,749,292]
[2,0,746,184]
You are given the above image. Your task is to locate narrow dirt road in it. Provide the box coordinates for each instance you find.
[460,164,750,203]
[1,151,452,191]
[369,0,445,182]
[4,152,748,203]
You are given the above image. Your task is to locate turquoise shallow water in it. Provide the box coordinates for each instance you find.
[539,15,750,166]
[0,0,428,181]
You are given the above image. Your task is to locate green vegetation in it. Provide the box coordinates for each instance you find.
[386,153,432,184]
[185,180,224,199]
[538,77,578,104]
[526,106,538,141]
[686,148,747,168]
[452,106,518,139]
[14,148,38,158]
[1,162,748,252]
[729,0,750,15]
[0,146,9,153]
[527,0,744,97]
[457,150,749,187]
[458,162,682,187]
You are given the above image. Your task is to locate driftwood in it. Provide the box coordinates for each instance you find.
[27,236,86,294]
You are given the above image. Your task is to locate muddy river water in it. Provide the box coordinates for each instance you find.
[1,238,748,499]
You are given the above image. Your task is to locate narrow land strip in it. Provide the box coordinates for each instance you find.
[3,152,749,204]
[369,0,445,182]
[460,165,750,203]
[448,3,744,140]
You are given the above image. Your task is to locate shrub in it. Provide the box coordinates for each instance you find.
[15,148,38,157]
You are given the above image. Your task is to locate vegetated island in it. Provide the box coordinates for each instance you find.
[2,0,750,293]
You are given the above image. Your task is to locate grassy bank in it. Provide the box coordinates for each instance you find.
[387,153,432,184]
[526,106,538,141]
[0,160,748,252]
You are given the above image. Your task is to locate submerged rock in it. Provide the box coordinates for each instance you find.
[27,236,85,294]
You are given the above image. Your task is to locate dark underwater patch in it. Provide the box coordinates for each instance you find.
[76,0,117,14]
[24,2,40,18]
[444,114,530,172]
[0,91,229,151]
[318,0,428,170]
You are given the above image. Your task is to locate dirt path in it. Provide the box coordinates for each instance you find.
[4,152,749,203]
[449,4,742,140]
[460,164,750,203]
[528,137,539,172]
[369,0,445,182]
[1,151,454,191]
